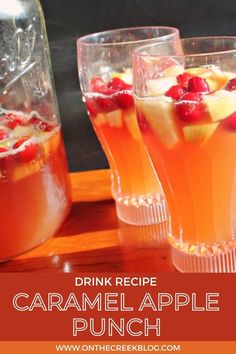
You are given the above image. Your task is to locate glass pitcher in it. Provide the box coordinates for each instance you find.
[0,0,71,261]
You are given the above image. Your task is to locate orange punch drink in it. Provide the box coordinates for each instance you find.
[133,37,236,272]
[77,27,179,225]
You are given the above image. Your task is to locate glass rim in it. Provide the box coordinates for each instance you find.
[133,36,236,58]
[76,26,179,47]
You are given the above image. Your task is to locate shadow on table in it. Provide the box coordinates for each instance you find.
[56,200,119,237]
[0,221,176,272]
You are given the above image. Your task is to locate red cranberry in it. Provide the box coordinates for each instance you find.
[96,96,118,112]
[222,112,236,130]
[177,72,193,87]
[176,92,205,122]
[0,147,8,153]
[5,114,22,129]
[28,117,53,132]
[29,117,41,125]
[39,121,53,132]
[95,87,118,112]
[116,92,134,109]
[0,130,7,140]
[85,98,100,117]
[107,77,132,91]
[13,139,27,149]
[165,84,186,100]
[13,138,38,162]
[7,119,20,129]
[188,76,210,93]
[91,77,105,92]
[225,78,236,91]
[98,87,116,96]
[90,76,133,113]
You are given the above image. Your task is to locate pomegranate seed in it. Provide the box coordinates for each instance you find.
[0,130,7,140]
[107,77,131,91]
[177,72,193,87]
[188,76,210,93]
[91,77,105,92]
[223,112,236,130]
[225,78,236,91]
[116,92,134,109]
[165,84,186,100]
[176,92,205,122]
[0,147,8,153]
[13,138,38,162]
[137,112,150,134]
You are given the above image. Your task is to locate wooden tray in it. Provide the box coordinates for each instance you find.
[0,170,176,272]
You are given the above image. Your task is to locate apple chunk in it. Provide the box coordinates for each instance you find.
[13,161,42,182]
[105,109,123,128]
[185,67,211,77]
[140,98,180,148]
[163,65,184,77]
[204,90,236,121]
[183,122,219,143]
[93,113,107,127]
[146,77,177,95]
[111,69,132,85]
[123,109,141,142]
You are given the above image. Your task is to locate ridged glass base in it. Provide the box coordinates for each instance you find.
[115,193,168,226]
[119,221,169,248]
[170,240,236,273]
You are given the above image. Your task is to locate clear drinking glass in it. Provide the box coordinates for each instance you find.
[0,0,71,261]
[133,37,236,272]
[77,26,179,225]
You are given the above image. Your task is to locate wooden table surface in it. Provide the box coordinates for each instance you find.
[0,170,176,272]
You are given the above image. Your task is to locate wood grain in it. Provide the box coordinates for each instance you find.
[0,169,176,272]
